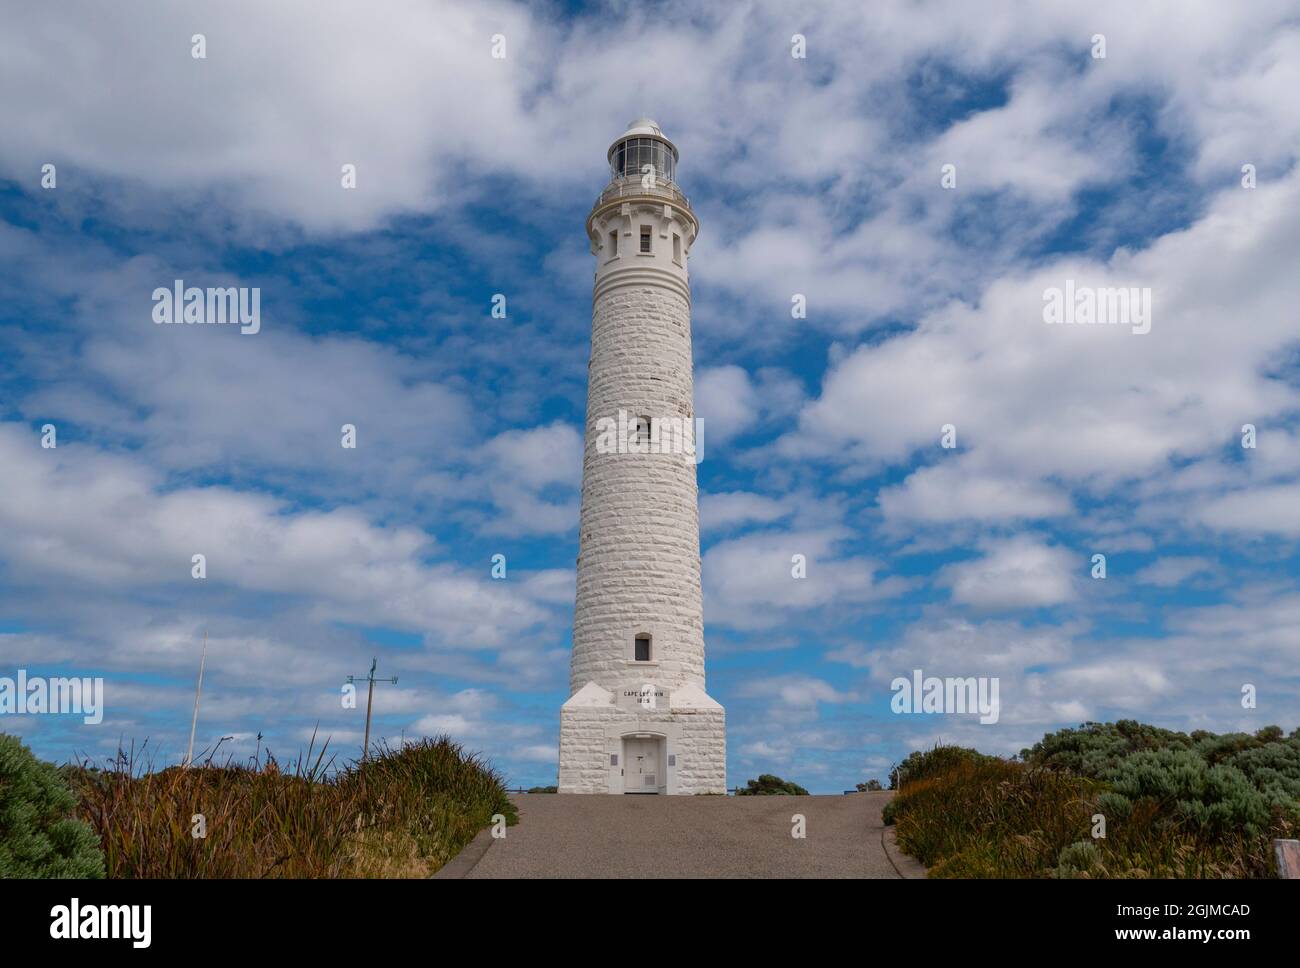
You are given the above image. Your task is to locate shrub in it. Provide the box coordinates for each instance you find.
[1101,749,1274,838]
[1206,733,1300,810]
[1020,719,1193,778]
[887,757,1101,876]
[856,779,883,791]
[0,734,105,878]
[1053,840,1104,878]
[735,774,809,796]
[889,745,998,790]
[889,722,1300,878]
[70,735,515,878]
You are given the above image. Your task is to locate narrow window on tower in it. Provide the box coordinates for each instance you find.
[608,230,618,258]
[640,225,652,254]
[635,415,652,445]
[634,634,652,662]
[673,233,682,264]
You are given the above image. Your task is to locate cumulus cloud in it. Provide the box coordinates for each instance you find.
[3,0,1299,790]
[700,491,791,532]
[1197,484,1300,536]
[737,675,855,708]
[784,168,1300,545]
[695,366,759,443]
[939,536,1079,610]
[703,527,908,629]
[878,459,1072,524]
[0,424,551,642]
[1134,556,1215,587]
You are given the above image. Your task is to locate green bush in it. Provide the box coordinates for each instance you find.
[735,774,809,796]
[1026,721,1300,839]
[1020,719,1193,778]
[1100,749,1276,838]
[889,722,1300,878]
[1053,840,1104,878]
[0,734,105,878]
[1207,733,1300,808]
[889,745,998,790]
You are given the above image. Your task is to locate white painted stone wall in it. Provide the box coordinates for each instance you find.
[559,690,725,795]
[570,282,705,693]
[558,703,619,795]
[560,122,725,795]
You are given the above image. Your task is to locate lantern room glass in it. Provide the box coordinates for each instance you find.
[610,137,676,186]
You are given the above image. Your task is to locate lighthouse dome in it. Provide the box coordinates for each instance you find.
[621,117,664,138]
[607,117,679,187]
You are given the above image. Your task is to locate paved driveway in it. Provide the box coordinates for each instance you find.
[439,791,923,879]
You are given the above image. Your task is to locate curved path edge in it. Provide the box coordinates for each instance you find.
[882,825,929,879]
[432,825,497,879]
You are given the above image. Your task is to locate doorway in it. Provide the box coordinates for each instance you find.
[622,735,662,793]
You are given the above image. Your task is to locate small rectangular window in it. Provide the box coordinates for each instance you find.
[609,230,618,257]
[640,226,652,253]
[673,234,681,263]
[634,634,651,661]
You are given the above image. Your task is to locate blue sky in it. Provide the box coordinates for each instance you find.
[1,0,1298,792]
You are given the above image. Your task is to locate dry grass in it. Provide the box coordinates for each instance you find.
[887,752,1297,878]
[66,735,516,878]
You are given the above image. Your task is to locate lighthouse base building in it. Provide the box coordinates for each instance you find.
[559,684,725,795]
[558,119,725,795]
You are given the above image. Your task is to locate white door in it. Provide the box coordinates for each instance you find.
[623,737,659,793]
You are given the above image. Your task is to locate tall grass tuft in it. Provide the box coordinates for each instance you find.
[67,735,516,878]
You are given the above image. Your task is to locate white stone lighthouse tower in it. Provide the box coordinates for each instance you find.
[558,119,726,795]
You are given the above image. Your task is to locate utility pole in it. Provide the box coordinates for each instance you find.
[347,657,397,763]
[184,630,208,768]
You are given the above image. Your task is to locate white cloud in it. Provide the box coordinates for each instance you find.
[0,423,554,648]
[695,366,758,443]
[784,166,1300,537]
[700,491,790,531]
[4,0,1300,788]
[940,536,1078,610]
[1134,556,1215,587]
[482,423,582,489]
[703,527,907,629]
[0,0,543,233]
[878,459,1072,524]
[863,615,1076,684]
[1197,484,1300,536]
[477,423,583,535]
[737,675,854,708]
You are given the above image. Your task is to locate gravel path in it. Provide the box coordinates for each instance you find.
[446,791,921,879]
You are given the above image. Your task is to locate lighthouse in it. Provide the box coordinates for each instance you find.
[558,119,726,795]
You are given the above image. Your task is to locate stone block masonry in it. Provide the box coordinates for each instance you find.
[560,118,724,796]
